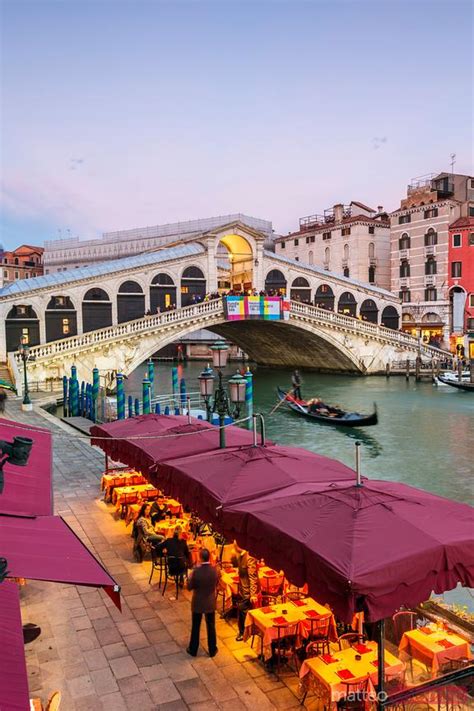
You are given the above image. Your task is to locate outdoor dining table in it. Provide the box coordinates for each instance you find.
[399,624,472,675]
[125,498,183,525]
[299,640,404,710]
[113,484,159,508]
[101,470,145,501]
[154,517,190,538]
[220,565,285,604]
[243,597,337,660]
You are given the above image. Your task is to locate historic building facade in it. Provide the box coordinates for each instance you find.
[1,245,44,286]
[448,216,474,355]
[273,201,390,290]
[390,172,474,348]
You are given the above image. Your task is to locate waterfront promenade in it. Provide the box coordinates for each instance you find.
[4,397,303,710]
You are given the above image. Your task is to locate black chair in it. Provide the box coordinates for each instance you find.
[392,611,416,645]
[302,615,331,655]
[338,632,367,650]
[161,555,185,599]
[336,674,371,710]
[148,548,166,587]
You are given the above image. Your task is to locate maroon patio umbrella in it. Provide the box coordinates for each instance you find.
[218,478,474,623]
[90,414,266,477]
[0,582,30,711]
[1,515,121,609]
[157,444,361,524]
[0,418,52,517]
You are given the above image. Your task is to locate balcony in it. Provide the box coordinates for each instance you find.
[400,277,409,288]
[425,245,436,257]
[369,257,377,266]
[399,249,409,259]
[425,274,436,287]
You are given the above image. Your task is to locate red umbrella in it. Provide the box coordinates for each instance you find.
[90,414,266,477]
[218,478,474,623]
[157,444,359,524]
[0,583,29,711]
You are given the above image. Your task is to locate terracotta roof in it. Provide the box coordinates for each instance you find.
[449,217,474,229]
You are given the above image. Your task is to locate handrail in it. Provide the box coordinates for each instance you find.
[13,297,450,366]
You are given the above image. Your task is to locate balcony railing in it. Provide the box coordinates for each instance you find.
[400,277,409,288]
[399,249,409,259]
[425,245,436,256]
[425,274,436,286]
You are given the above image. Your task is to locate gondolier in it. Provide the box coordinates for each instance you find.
[291,370,302,400]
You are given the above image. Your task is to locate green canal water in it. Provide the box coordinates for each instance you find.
[127,361,473,505]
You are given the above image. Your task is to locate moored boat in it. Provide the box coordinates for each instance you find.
[276,387,378,427]
[436,376,474,392]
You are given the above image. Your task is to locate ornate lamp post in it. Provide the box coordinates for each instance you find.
[198,341,248,448]
[18,338,32,411]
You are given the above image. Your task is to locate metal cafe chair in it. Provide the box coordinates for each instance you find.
[302,615,331,655]
[271,620,299,679]
[284,590,307,602]
[261,574,284,605]
[161,555,184,599]
[338,632,367,650]
[336,674,371,710]
[392,610,417,644]
[148,548,166,587]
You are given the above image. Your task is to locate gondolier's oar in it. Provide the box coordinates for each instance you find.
[268,388,294,415]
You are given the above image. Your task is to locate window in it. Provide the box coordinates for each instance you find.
[343,267,350,278]
[424,288,437,301]
[452,234,461,248]
[399,233,410,250]
[45,269,49,275]
[368,242,375,259]
[469,206,474,217]
[469,294,474,308]
[305,236,310,244]
[424,207,438,219]
[399,289,411,302]
[425,258,437,275]
[470,179,474,189]
[280,241,285,249]
[468,317,474,330]
[295,256,299,261]
[368,225,375,234]
[341,227,351,236]
[469,233,474,246]
[25,273,29,278]
[14,271,19,279]
[343,244,349,260]
[3,270,7,278]
[324,247,330,264]
[62,318,70,335]
[368,265,376,283]
[21,328,29,344]
[451,262,462,278]
[399,214,411,224]
[294,238,299,246]
[310,235,315,243]
[424,229,438,246]
[322,231,331,240]
[308,251,314,265]
[399,260,410,277]
[14,258,18,265]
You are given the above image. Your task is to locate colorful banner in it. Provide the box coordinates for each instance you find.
[224,296,284,321]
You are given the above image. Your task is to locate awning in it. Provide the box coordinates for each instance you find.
[0,582,30,711]
[0,418,52,517]
[90,414,267,476]
[1,515,121,609]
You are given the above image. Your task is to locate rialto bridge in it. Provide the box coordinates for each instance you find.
[0,221,446,387]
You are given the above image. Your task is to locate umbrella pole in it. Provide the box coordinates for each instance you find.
[355,441,362,486]
[377,619,386,709]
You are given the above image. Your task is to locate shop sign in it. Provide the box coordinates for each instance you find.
[223,296,290,321]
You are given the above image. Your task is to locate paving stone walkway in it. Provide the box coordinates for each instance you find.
[4,397,313,710]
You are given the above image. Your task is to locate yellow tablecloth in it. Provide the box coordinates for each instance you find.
[155,517,190,538]
[101,471,145,499]
[220,565,283,602]
[125,498,183,525]
[399,626,472,675]
[113,484,159,506]
[244,597,337,660]
[299,641,404,709]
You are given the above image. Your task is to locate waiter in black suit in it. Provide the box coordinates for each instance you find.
[186,548,219,657]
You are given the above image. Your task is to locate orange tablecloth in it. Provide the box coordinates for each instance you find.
[101,469,144,496]
[399,626,472,675]
[125,498,182,525]
[155,517,190,538]
[244,597,337,660]
[299,641,403,709]
[113,484,159,506]
[220,565,284,603]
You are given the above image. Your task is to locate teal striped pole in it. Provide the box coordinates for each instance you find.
[92,367,100,423]
[70,367,79,417]
[171,367,178,399]
[142,378,151,414]
[62,376,68,416]
[245,368,253,430]
[68,377,73,416]
[147,359,155,399]
[128,395,133,418]
[134,398,140,416]
[116,373,125,420]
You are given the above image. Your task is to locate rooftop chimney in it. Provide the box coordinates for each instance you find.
[334,203,344,222]
[377,205,383,212]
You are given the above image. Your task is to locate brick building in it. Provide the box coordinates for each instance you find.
[390,172,474,347]
[448,216,474,355]
[1,245,44,285]
[273,201,391,291]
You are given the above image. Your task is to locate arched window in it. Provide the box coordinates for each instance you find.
[5,305,40,351]
[182,266,205,280]
[82,289,112,332]
[368,242,375,259]
[117,281,145,323]
[360,298,379,323]
[399,260,410,278]
[264,269,287,295]
[399,233,410,250]
[343,267,350,278]
[83,288,110,301]
[324,247,330,266]
[45,296,77,341]
[381,305,400,330]
[151,273,174,285]
[338,291,357,317]
[343,244,349,260]
[314,284,335,310]
[290,277,311,303]
[118,280,143,293]
[150,273,176,312]
[181,265,206,306]
[424,228,438,246]
[425,257,437,275]
[308,251,313,265]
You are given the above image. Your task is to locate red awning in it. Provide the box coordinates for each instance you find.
[1,515,121,609]
[157,444,360,525]
[90,414,267,476]
[220,479,474,622]
[0,418,52,517]
[0,582,30,711]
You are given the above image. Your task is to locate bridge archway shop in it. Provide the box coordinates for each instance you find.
[381,305,400,331]
[217,233,254,292]
[5,305,40,351]
[359,299,379,324]
[150,273,176,313]
[117,280,145,323]
[180,266,206,306]
[338,291,357,317]
[82,288,113,333]
[45,296,77,341]
[264,269,287,296]
[314,285,335,311]
[290,277,311,303]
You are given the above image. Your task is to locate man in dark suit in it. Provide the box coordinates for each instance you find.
[186,548,218,657]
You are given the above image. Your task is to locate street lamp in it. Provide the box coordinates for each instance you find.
[198,341,247,448]
[18,338,32,411]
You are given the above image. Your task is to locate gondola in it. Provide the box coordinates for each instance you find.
[436,376,474,392]
[277,387,378,427]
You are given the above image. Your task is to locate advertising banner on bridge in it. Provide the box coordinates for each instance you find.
[224,296,287,321]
